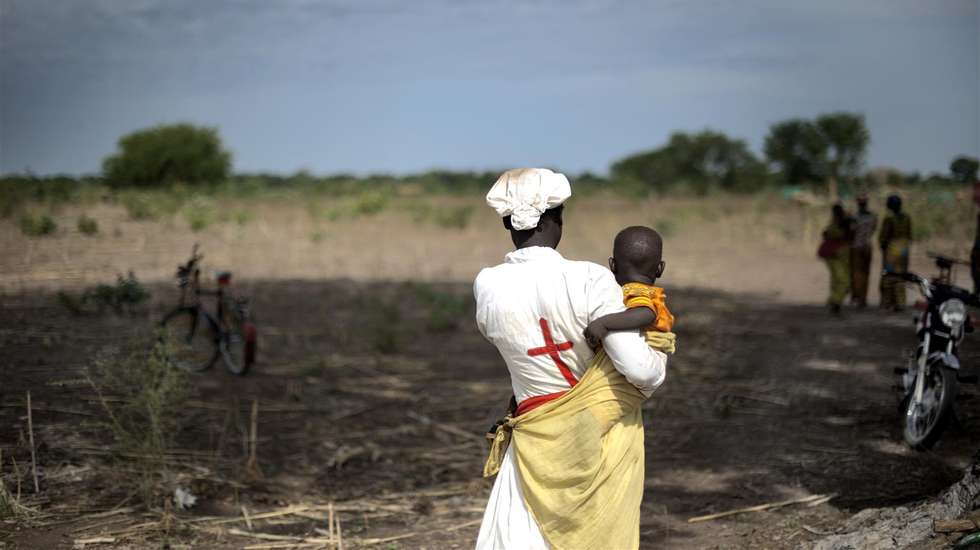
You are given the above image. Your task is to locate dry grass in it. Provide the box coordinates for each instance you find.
[0,188,975,303]
[86,337,192,508]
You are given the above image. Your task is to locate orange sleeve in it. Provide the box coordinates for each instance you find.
[624,294,657,312]
[623,284,674,332]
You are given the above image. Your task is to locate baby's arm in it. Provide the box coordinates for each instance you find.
[584,307,656,349]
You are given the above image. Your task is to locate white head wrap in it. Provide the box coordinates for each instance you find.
[485,168,571,231]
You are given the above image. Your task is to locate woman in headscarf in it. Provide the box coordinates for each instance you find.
[475,168,668,549]
[879,194,912,311]
[818,203,853,314]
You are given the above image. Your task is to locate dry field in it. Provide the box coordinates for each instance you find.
[1,189,978,549]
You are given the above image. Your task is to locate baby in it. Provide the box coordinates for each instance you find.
[584,225,675,353]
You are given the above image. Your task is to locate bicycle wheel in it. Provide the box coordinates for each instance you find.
[160,307,219,372]
[221,320,256,375]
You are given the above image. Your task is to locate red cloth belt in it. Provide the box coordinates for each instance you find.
[515,391,567,417]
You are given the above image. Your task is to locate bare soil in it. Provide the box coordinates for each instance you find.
[1,195,979,549]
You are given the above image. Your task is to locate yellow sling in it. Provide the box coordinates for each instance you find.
[483,345,658,550]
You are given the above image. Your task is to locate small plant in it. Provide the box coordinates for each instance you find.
[56,290,86,315]
[353,191,389,216]
[0,466,37,521]
[182,196,216,232]
[19,212,57,236]
[87,337,191,507]
[413,284,470,332]
[120,192,158,220]
[77,214,99,235]
[433,205,474,230]
[57,272,150,315]
[360,295,401,353]
[119,191,184,221]
[232,209,253,226]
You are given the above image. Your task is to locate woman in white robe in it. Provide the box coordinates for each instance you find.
[474,169,668,549]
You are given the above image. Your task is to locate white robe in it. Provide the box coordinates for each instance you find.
[473,246,668,549]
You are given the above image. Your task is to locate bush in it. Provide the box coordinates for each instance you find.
[412,284,470,332]
[433,205,475,230]
[612,130,766,193]
[118,191,184,221]
[19,212,57,236]
[59,272,150,315]
[102,123,231,188]
[181,196,216,232]
[87,338,191,506]
[77,214,99,235]
[353,190,389,216]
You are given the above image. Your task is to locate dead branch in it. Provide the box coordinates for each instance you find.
[73,537,116,546]
[934,518,978,533]
[688,493,832,523]
[241,504,254,531]
[244,399,263,480]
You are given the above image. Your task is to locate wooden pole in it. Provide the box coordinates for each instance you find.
[26,391,40,493]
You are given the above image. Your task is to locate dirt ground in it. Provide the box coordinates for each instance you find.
[1,194,979,549]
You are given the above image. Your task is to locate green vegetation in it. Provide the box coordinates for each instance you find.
[0,175,102,217]
[87,338,191,506]
[433,205,475,229]
[763,112,869,189]
[118,189,184,221]
[58,272,151,315]
[19,211,57,236]
[612,130,767,194]
[181,196,217,232]
[1,116,975,225]
[102,123,231,188]
[77,214,99,235]
[950,156,979,184]
[412,284,471,332]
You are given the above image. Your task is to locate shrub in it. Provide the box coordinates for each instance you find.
[433,205,474,230]
[87,338,191,506]
[59,272,150,315]
[19,212,57,236]
[359,295,401,353]
[181,196,216,232]
[77,214,99,235]
[353,191,389,216]
[102,123,231,188]
[118,191,184,221]
[412,284,470,332]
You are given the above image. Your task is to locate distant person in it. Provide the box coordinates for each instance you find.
[818,204,853,314]
[850,193,878,308]
[879,194,912,311]
[972,180,980,295]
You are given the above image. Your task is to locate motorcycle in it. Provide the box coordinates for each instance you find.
[892,255,979,450]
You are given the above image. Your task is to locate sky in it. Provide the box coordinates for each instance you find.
[1,0,978,177]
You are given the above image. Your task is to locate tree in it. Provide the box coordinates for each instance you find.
[950,155,979,183]
[102,124,232,188]
[763,119,828,185]
[815,112,870,183]
[611,130,766,193]
[764,112,870,196]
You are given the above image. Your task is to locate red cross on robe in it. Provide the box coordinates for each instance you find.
[526,317,577,387]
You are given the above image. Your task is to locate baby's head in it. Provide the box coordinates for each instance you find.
[609,226,665,286]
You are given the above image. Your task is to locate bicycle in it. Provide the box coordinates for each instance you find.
[160,244,257,375]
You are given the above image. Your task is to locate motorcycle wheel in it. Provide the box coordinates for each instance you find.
[902,365,958,450]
